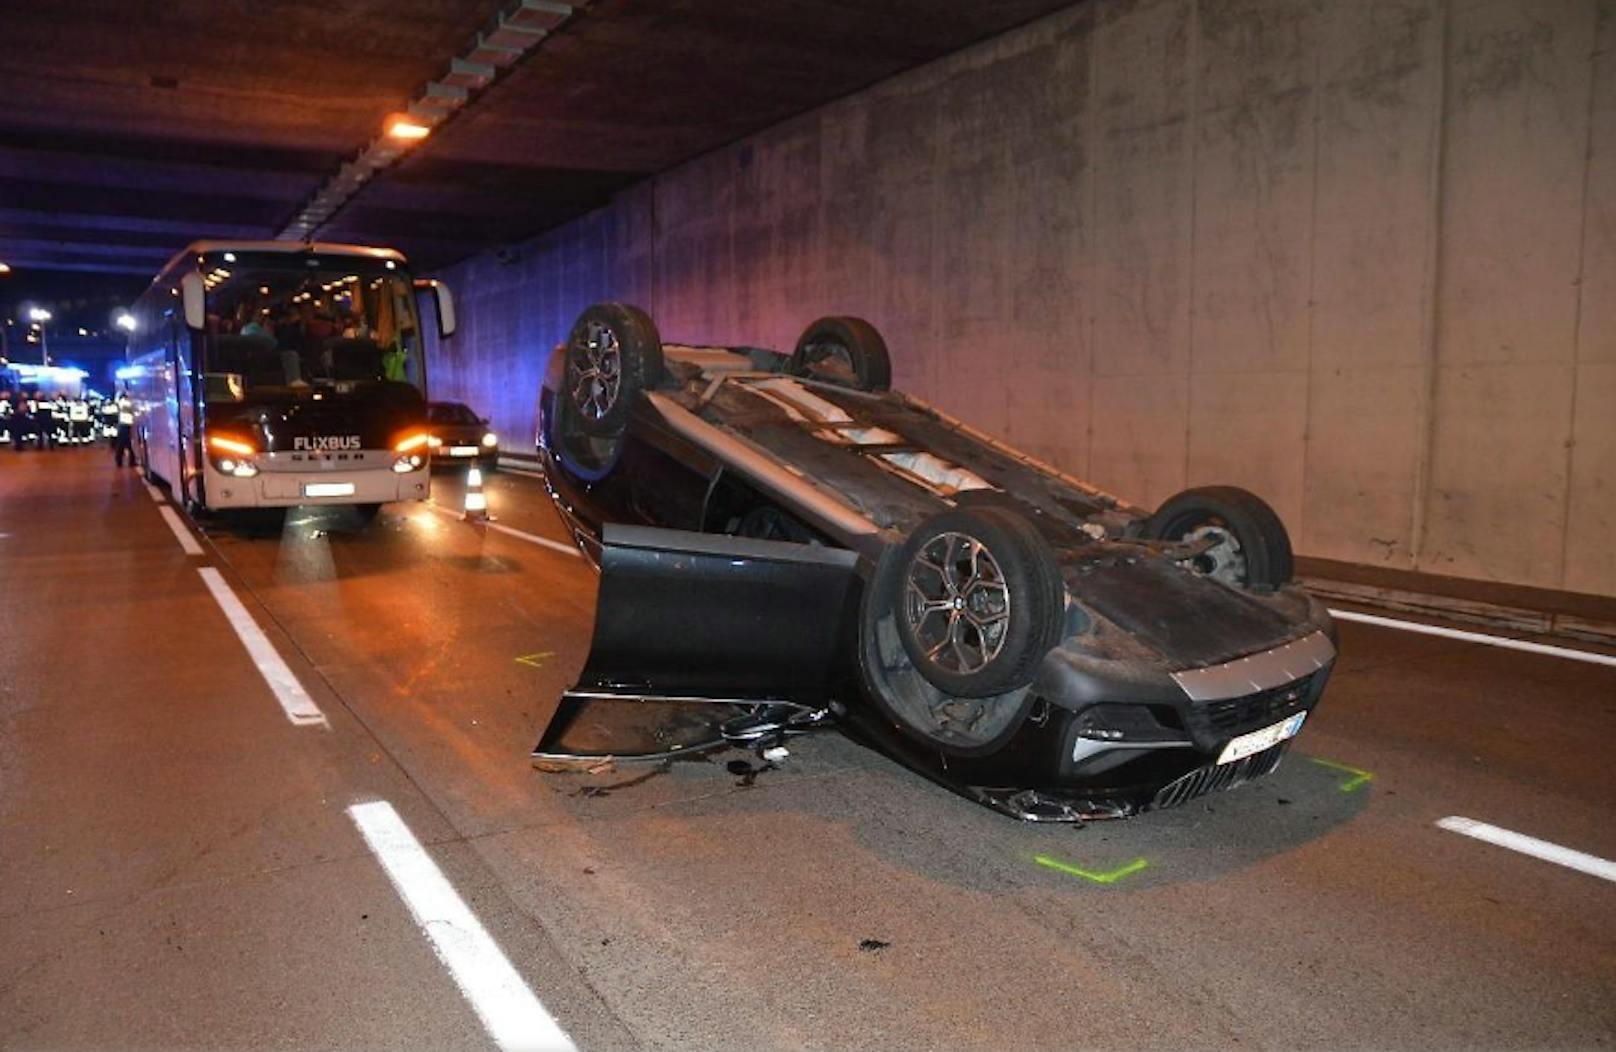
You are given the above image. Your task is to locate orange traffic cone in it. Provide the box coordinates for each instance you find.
[463,465,489,522]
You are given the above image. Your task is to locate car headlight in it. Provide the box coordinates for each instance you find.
[482,431,498,448]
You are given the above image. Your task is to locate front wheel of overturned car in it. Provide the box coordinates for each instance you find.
[563,302,663,437]
[788,316,892,391]
[1145,485,1293,591]
[893,507,1066,700]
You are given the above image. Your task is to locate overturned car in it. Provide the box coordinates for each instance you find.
[531,303,1336,821]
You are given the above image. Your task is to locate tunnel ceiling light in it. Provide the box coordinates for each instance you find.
[0,262,11,274]
[385,114,433,141]
[28,307,51,322]
[274,1,575,242]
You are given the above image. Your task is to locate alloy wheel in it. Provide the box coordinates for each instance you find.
[903,531,1011,674]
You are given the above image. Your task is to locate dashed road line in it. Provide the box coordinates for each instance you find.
[1437,816,1616,884]
[1328,609,1616,669]
[197,567,327,727]
[347,801,578,1052]
[427,503,581,557]
[157,504,205,556]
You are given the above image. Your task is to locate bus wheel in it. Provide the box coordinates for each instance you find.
[354,503,383,525]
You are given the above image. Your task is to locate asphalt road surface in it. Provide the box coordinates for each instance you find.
[3,449,1613,1051]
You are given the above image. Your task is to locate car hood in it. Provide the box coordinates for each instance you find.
[1058,545,1316,671]
[432,422,488,443]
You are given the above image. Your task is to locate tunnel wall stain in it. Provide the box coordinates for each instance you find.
[428,0,1616,598]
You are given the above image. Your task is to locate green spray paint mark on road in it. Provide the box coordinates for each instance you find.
[515,651,555,669]
[1033,854,1149,884]
[1309,757,1374,792]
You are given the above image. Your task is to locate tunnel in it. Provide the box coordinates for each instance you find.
[2,2,1614,1050]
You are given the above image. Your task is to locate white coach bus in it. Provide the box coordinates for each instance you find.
[124,241,455,520]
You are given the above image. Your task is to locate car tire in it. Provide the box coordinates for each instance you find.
[788,316,892,392]
[563,303,663,437]
[891,506,1065,700]
[1145,486,1293,590]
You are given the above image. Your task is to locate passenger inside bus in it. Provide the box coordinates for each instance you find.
[206,271,423,397]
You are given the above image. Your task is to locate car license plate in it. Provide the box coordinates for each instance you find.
[449,445,479,457]
[303,482,356,498]
[1217,712,1306,766]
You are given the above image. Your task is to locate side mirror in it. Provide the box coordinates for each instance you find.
[415,279,456,339]
[180,272,206,330]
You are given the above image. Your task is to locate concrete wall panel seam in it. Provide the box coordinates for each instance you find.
[1558,0,1604,589]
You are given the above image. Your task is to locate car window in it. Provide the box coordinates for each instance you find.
[428,403,479,424]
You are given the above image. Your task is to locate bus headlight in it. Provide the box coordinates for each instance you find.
[392,453,426,473]
[208,434,260,477]
[212,456,260,478]
[481,432,498,448]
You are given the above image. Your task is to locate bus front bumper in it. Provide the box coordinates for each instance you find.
[206,464,429,508]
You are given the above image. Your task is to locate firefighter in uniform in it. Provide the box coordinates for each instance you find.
[113,389,136,467]
[100,394,120,446]
[53,394,72,447]
[68,396,92,444]
[32,392,54,450]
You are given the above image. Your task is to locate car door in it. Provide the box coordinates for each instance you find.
[532,523,863,766]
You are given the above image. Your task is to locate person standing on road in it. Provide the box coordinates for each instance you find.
[32,392,54,450]
[113,388,135,467]
[100,394,120,446]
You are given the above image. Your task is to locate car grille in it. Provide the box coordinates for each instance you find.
[1148,743,1287,811]
[1183,673,1314,744]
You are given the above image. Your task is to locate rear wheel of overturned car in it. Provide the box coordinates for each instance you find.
[564,303,663,437]
[1144,485,1293,591]
[788,316,892,392]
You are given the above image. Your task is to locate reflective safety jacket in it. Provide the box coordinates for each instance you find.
[117,397,134,426]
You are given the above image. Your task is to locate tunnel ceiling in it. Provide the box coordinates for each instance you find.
[0,0,1076,296]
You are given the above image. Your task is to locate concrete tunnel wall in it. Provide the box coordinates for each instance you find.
[427,0,1616,598]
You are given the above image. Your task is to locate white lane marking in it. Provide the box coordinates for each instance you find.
[196,568,327,727]
[157,504,205,556]
[426,503,581,557]
[143,481,165,503]
[497,464,547,480]
[1436,816,1616,884]
[347,801,578,1052]
[1328,608,1616,669]
[487,520,582,557]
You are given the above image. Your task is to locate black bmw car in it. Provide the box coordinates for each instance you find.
[531,303,1337,821]
[427,401,499,470]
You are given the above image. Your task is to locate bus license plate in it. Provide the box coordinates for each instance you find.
[449,445,479,457]
[304,482,356,498]
[1217,712,1306,766]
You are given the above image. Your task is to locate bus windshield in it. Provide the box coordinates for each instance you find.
[204,265,425,398]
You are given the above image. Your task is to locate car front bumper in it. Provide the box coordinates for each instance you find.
[845,626,1338,821]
